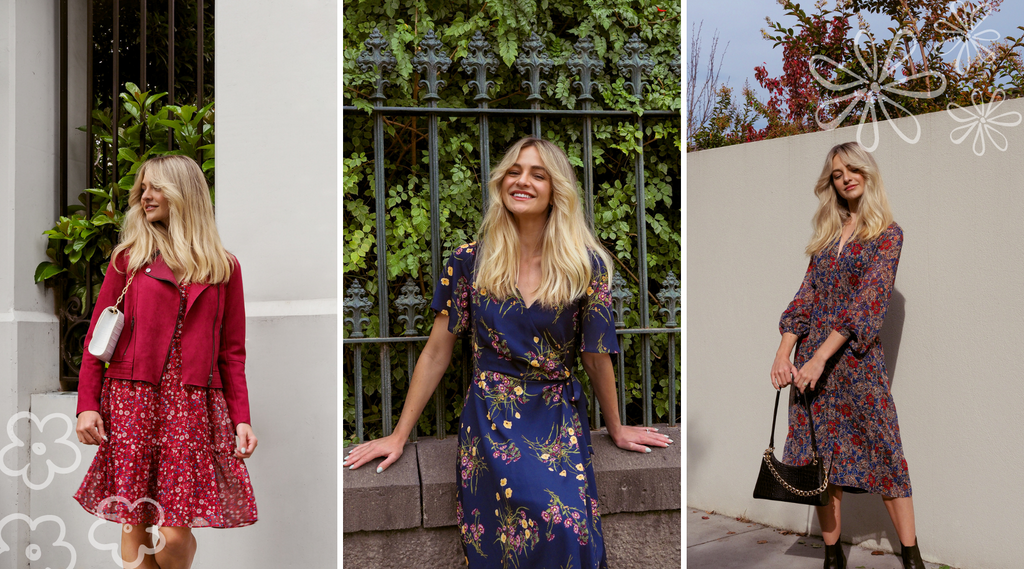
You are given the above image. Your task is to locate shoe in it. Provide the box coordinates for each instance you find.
[900,539,925,569]
[823,542,846,569]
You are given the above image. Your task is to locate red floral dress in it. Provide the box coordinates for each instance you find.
[75,283,258,527]
[779,222,911,498]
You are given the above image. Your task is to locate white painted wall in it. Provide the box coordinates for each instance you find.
[687,100,1024,569]
[211,0,337,567]
[0,1,65,568]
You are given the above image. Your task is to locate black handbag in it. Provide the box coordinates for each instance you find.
[752,388,830,506]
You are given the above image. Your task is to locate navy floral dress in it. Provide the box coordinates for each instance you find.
[431,242,619,569]
[779,222,912,498]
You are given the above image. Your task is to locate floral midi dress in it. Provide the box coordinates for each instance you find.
[75,282,258,527]
[779,222,912,498]
[430,243,619,569]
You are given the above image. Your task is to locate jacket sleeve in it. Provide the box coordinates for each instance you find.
[836,223,903,355]
[779,257,816,337]
[218,256,251,426]
[76,252,129,417]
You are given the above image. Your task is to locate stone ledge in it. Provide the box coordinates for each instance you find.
[342,425,680,533]
[342,510,681,569]
[342,441,421,533]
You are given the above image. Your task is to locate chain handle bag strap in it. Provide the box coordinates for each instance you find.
[752,387,830,507]
[87,270,135,363]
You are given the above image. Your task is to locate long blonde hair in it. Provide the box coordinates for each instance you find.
[806,141,894,256]
[113,155,234,283]
[475,138,613,308]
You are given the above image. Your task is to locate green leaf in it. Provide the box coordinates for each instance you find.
[34,262,66,282]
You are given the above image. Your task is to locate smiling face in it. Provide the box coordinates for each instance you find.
[140,171,170,224]
[831,154,865,205]
[500,145,552,219]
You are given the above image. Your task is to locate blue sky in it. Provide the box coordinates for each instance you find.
[686,0,1024,105]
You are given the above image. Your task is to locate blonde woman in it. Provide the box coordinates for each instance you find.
[75,155,257,569]
[770,142,923,569]
[345,137,671,568]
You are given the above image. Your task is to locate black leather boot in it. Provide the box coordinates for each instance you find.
[823,542,846,569]
[900,539,925,569]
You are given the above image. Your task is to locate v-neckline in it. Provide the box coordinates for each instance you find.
[515,287,539,311]
[836,224,855,256]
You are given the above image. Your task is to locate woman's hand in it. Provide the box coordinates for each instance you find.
[793,357,826,393]
[343,434,407,473]
[771,353,799,390]
[235,423,258,459]
[608,424,673,453]
[76,411,106,445]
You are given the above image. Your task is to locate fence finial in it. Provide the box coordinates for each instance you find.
[610,272,634,328]
[357,28,397,102]
[567,36,604,102]
[412,29,452,103]
[344,280,374,339]
[618,33,655,100]
[395,278,427,336]
[461,31,499,102]
[515,32,554,102]
[656,272,681,327]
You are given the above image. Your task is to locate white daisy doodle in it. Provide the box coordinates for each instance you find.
[0,411,81,490]
[0,513,76,569]
[947,89,1022,156]
[89,496,167,569]
[936,1,1001,74]
[809,29,947,151]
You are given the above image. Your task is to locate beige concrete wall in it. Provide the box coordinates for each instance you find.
[687,99,1024,569]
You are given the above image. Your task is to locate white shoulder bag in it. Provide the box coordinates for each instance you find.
[87,270,135,362]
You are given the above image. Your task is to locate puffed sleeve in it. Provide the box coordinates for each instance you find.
[76,251,130,418]
[579,252,620,354]
[836,223,902,354]
[429,243,476,336]
[779,257,817,337]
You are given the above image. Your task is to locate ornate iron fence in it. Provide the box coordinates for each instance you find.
[343,28,681,442]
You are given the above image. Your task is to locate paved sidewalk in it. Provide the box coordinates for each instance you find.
[686,509,954,569]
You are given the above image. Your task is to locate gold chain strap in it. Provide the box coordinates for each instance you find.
[115,271,136,309]
[763,448,829,497]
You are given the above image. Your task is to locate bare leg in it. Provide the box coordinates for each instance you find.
[815,485,844,545]
[121,523,159,569]
[153,526,197,569]
[882,496,916,546]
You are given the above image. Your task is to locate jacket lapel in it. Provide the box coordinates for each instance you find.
[145,255,213,316]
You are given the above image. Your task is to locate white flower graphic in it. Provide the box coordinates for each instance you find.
[89,496,166,569]
[946,89,1022,156]
[0,513,76,569]
[936,1,1001,74]
[0,411,81,490]
[809,29,947,151]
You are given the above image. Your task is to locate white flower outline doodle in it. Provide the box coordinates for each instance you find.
[809,29,947,151]
[946,89,1023,156]
[0,411,82,490]
[935,1,1001,74]
[0,513,76,569]
[88,496,167,569]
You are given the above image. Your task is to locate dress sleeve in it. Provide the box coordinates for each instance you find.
[579,252,620,354]
[779,257,817,337]
[429,243,475,336]
[836,223,903,354]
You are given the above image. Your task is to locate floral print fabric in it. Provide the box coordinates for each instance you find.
[75,283,258,527]
[432,243,618,569]
[779,222,911,498]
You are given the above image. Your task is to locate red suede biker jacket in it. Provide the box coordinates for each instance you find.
[76,252,251,426]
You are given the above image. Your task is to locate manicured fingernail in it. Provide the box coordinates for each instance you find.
[349,464,356,469]
[376,466,383,474]
[644,448,652,453]
[667,439,674,443]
